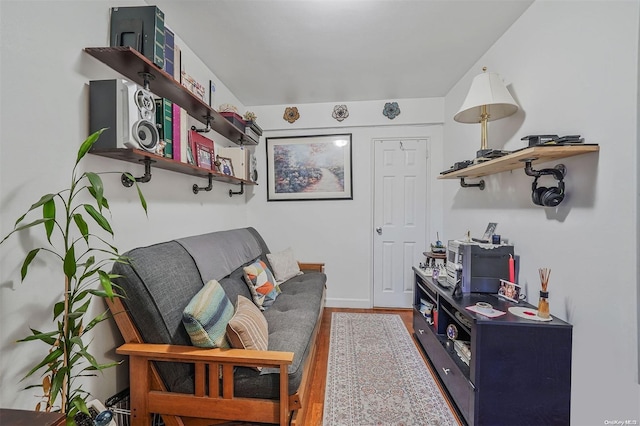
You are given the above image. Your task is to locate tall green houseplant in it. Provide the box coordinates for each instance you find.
[1,129,147,424]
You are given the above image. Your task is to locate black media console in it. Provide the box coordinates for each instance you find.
[412,267,572,425]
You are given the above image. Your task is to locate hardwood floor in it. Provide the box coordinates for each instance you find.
[299,307,463,426]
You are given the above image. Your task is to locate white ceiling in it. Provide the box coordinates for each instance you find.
[151,0,534,106]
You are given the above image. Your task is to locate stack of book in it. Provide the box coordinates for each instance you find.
[244,120,263,144]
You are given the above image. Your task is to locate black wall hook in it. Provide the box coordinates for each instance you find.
[121,157,154,187]
[193,174,214,194]
[524,161,566,180]
[192,115,213,133]
[460,177,485,190]
[229,182,245,197]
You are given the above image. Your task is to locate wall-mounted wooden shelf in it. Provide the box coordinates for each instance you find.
[91,148,255,191]
[84,46,256,146]
[85,46,257,195]
[439,144,599,179]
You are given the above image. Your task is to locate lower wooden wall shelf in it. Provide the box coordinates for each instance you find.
[91,148,255,195]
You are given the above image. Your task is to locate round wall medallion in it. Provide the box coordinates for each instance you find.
[332,104,349,122]
[283,106,300,123]
[446,323,459,340]
[383,101,401,119]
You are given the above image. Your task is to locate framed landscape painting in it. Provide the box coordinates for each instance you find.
[266,134,353,201]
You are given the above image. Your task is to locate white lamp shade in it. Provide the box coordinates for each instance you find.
[454,71,519,123]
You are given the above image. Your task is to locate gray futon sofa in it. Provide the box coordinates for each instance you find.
[107,227,327,426]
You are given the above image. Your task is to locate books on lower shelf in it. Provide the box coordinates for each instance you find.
[155,98,173,159]
[172,103,181,162]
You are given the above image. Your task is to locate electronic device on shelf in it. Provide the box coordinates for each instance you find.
[521,134,584,146]
[440,159,473,175]
[89,79,160,153]
[446,240,514,293]
[110,6,166,68]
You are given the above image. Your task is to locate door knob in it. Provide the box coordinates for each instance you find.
[376,227,382,235]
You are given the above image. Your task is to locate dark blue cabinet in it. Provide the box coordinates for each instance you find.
[413,267,572,425]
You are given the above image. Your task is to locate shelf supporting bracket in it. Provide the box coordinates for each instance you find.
[192,115,213,133]
[138,72,156,91]
[193,174,214,194]
[459,177,485,190]
[523,160,567,179]
[121,157,154,187]
[229,182,245,197]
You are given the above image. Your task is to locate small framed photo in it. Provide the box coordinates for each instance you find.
[482,222,498,241]
[498,279,522,303]
[195,142,213,170]
[216,155,234,176]
[189,131,215,170]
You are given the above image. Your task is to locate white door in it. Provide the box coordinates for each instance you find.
[373,138,428,308]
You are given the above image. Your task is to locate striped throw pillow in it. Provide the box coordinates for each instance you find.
[226,295,269,371]
[182,279,234,348]
[243,259,279,310]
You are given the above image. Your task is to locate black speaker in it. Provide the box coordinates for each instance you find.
[89,79,159,153]
[531,169,565,207]
[110,6,165,68]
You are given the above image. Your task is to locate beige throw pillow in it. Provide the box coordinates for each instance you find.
[266,247,303,283]
[226,295,269,370]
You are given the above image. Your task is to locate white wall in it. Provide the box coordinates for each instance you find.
[443,1,639,423]
[247,99,445,308]
[0,0,251,409]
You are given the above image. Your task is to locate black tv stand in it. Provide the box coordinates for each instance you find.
[413,267,572,425]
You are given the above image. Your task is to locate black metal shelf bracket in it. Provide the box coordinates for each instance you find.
[138,72,155,91]
[192,115,213,133]
[460,177,485,190]
[193,174,214,194]
[121,157,154,187]
[523,160,567,179]
[229,182,245,197]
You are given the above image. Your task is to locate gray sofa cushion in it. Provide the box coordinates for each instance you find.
[232,271,327,398]
[175,228,262,282]
[111,240,203,392]
[217,265,253,306]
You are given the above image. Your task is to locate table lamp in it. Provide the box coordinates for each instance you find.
[454,67,519,158]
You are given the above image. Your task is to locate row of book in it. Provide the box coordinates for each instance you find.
[154,97,187,163]
[154,98,251,181]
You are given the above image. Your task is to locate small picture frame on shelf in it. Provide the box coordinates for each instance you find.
[497,279,522,303]
[195,143,213,170]
[189,130,215,170]
[482,222,498,242]
[216,155,234,176]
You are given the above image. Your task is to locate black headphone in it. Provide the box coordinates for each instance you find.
[531,168,565,207]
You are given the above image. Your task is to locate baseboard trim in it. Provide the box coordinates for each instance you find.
[325,298,371,309]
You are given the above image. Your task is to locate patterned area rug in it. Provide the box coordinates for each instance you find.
[323,312,458,426]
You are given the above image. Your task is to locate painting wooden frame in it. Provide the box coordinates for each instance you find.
[266,134,353,201]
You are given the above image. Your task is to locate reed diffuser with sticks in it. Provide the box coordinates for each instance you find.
[538,268,551,318]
